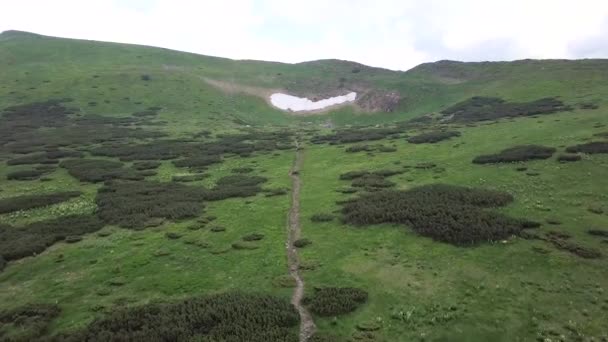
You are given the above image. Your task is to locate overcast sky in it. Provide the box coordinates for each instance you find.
[1,0,607,70]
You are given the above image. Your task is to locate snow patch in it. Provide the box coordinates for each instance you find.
[270,92,357,112]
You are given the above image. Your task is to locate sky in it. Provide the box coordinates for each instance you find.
[1,0,607,71]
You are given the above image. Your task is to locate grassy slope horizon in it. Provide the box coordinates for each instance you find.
[2,29,607,127]
[0,30,607,341]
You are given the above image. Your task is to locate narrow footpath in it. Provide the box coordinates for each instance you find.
[287,141,316,341]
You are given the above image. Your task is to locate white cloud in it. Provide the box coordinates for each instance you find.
[0,0,607,70]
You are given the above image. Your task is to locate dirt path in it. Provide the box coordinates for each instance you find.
[287,141,316,341]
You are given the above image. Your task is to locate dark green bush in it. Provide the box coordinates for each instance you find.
[232,167,254,174]
[588,229,608,237]
[53,292,298,342]
[172,174,208,182]
[472,145,556,164]
[293,238,312,248]
[441,96,570,122]
[351,174,395,188]
[0,215,104,261]
[311,127,404,145]
[340,184,536,245]
[0,255,5,272]
[406,131,460,144]
[557,153,582,162]
[566,141,608,154]
[132,161,161,170]
[60,159,142,183]
[311,214,335,222]
[6,169,46,181]
[0,304,60,341]
[6,150,82,165]
[96,180,207,228]
[173,155,222,168]
[0,191,81,214]
[339,170,370,180]
[345,145,373,153]
[243,233,264,241]
[304,287,368,316]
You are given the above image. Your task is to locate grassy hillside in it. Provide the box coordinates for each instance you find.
[0,31,607,341]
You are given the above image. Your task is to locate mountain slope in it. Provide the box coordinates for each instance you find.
[1,30,607,127]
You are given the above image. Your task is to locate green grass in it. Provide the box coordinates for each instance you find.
[0,31,607,341]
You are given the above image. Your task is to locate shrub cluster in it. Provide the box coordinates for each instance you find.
[311,127,404,145]
[293,238,312,248]
[406,131,460,144]
[542,232,601,259]
[557,153,582,162]
[54,292,299,342]
[0,304,60,341]
[339,169,401,190]
[0,100,166,155]
[304,287,368,316]
[0,191,81,214]
[60,159,142,182]
[565,141,608,154]
[96,180,207,228]
[6,150,83,165]
[588,229,608,238]
[6,169,48,181]
[311,214,335,222]
[441,96,570,122]
[472,145,556,164]
[340,184,537,245]
[96,175,266,228]
[0,215,104,261]
[132,161,161,170]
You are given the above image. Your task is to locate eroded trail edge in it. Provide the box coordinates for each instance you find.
[287,141,316,341]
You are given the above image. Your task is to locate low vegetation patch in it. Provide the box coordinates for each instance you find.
[6,169,48,181]
[293,238,312,248]
[311,127,404,145]
[406,131,460,144]
[304,287,368,316]
[311,214,335,222]
[96,180,206,228]
[60,159,142,183]
[566,141,608,154]
[0,215,104,262]
[441,96,570,122]
[472,145,556,164]
[557,153,582,162]
[51,292,299,341]
[0,304,60,341]
[0,191,81,214]
[340,184,537,245]
[588,229,608,238]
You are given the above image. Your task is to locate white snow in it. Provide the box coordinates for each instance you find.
[270,92,357,112]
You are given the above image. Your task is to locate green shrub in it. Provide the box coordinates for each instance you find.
[311,214,335,222]
[0,215,104,261]
[311,127,404,145]
[340,184,536,245]
[6,169,46,181]
[566,141,608,154]
[557,154,582,162]
[132,161,161,170]
[232,167,254,173]
[55,292,298,341]
[0,304,60,341]
[441,96,570,122]
[232,241,260,250]
[304,287,368,316]
[588,229,608,237]
[407,131,460,144]
[96,180,206,228]
[0,255,5,272]
[60,159,142,183]
[473,145,556,164]
[0,191,81,214]
[243,233,264,241]
[293,238,312,248]
[172,174,209,182]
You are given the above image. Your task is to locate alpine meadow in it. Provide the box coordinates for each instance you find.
[0,30,607,342]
